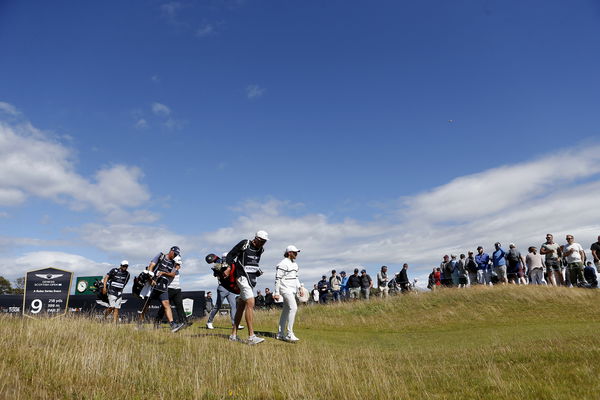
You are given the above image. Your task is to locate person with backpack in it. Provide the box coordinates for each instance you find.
[506,243,526,284]
[155,256,191,328]
[140,246,185,333]
[206,253,243,330]
[273,245,302,342]
[465,251,478,286]
[102,260,130,323]
[225,230,269,344]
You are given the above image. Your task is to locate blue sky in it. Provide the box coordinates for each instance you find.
[1,0,600,292]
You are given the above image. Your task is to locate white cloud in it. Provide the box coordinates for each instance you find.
[135,118,148,129]
[246,84,265,99]
[78,223,196,260]
[0,101,20,117]
[196,23,215,38]
[0,106,151,216]
[152,102,171,116]
[4,251,111,280]
[164,118,185,130]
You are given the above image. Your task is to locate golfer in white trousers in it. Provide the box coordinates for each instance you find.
[273,245,301,342]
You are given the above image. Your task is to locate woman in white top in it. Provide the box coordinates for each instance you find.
[273,245,301,342]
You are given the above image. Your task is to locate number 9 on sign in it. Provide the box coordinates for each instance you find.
[31,299,42,314]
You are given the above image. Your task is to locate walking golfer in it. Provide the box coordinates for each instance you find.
[274,245,301,342]
[225,230,269,344]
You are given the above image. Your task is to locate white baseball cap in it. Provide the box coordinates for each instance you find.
[286,245,300,253]
[255,230,269,241]
[120,260,129,266]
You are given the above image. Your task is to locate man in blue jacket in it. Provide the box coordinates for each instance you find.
[475,246,492,286]
[492,242,508,285]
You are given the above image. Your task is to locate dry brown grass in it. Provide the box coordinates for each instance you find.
[1,285,599,399]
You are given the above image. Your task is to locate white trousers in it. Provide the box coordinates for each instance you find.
[278,291,298,337]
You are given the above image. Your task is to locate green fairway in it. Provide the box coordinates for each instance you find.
[1,286,599,399]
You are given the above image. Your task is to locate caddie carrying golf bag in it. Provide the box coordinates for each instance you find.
[205,253,241,294]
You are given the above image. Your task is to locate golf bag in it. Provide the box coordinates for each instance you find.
[205,253,241,295]
[90,278,109,307]
[132,270,155,298]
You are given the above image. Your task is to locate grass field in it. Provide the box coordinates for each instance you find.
[1,285,599,399]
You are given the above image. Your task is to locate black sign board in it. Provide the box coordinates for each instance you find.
[23,267,73,318]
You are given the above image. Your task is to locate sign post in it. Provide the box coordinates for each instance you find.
[23,267,73,318]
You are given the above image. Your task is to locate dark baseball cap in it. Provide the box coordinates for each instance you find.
[170,246,181,255]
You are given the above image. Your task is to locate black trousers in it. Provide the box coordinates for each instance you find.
[155,288,188,324]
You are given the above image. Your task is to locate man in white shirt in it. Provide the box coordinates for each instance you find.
[563,234,586,287]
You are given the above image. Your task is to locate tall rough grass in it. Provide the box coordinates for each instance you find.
[1,286,599,399]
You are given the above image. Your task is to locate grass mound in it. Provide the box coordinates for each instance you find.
[1,286,599,399]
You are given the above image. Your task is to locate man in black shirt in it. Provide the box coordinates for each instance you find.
[360,269,373,300]
[317,275,329,304]
[398,263,410,293]
[591,236,600,273]
[225,230,269,344]
[347,268,362,300]
[102,260,130,323]
[264,287,274,310]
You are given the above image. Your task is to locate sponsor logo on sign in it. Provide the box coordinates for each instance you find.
[35,274,64,280]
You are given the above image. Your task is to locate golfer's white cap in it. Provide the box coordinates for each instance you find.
[286,245,300,253]
[174,255,182,265]
[120,260,129,266]
[255,230,269,241]
[222,252,228,258]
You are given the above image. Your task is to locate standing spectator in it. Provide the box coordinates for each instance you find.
[434,268,441,288]
[317,275,329,304]
[377,266,389,298]
[584,262,598,288]
[506,243,526,284]
[541,233,563,286]
[340,271,349,300]
[347,268,362,300]
[102,260,130,323]
[457,254,468,288]
[226,230,269,344]
[466,251,478,286]
[297,283,310,305]
[274,245,301,341]
[264,287,274,310]
[205,291,214,314]
[492,242,508,285]
[329,270,342,302]
[427,269,436,290]
[475,246,492,285]
[254,290,265,309]
[526,246,546,285]
[590,236,600,274]
[449,255,459,287]
[563,234,586,287]
[398,264,410,293]
[540,233,565,286]
[360,269,373,300]
[311,284,319,303]
[440,255,451,287]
